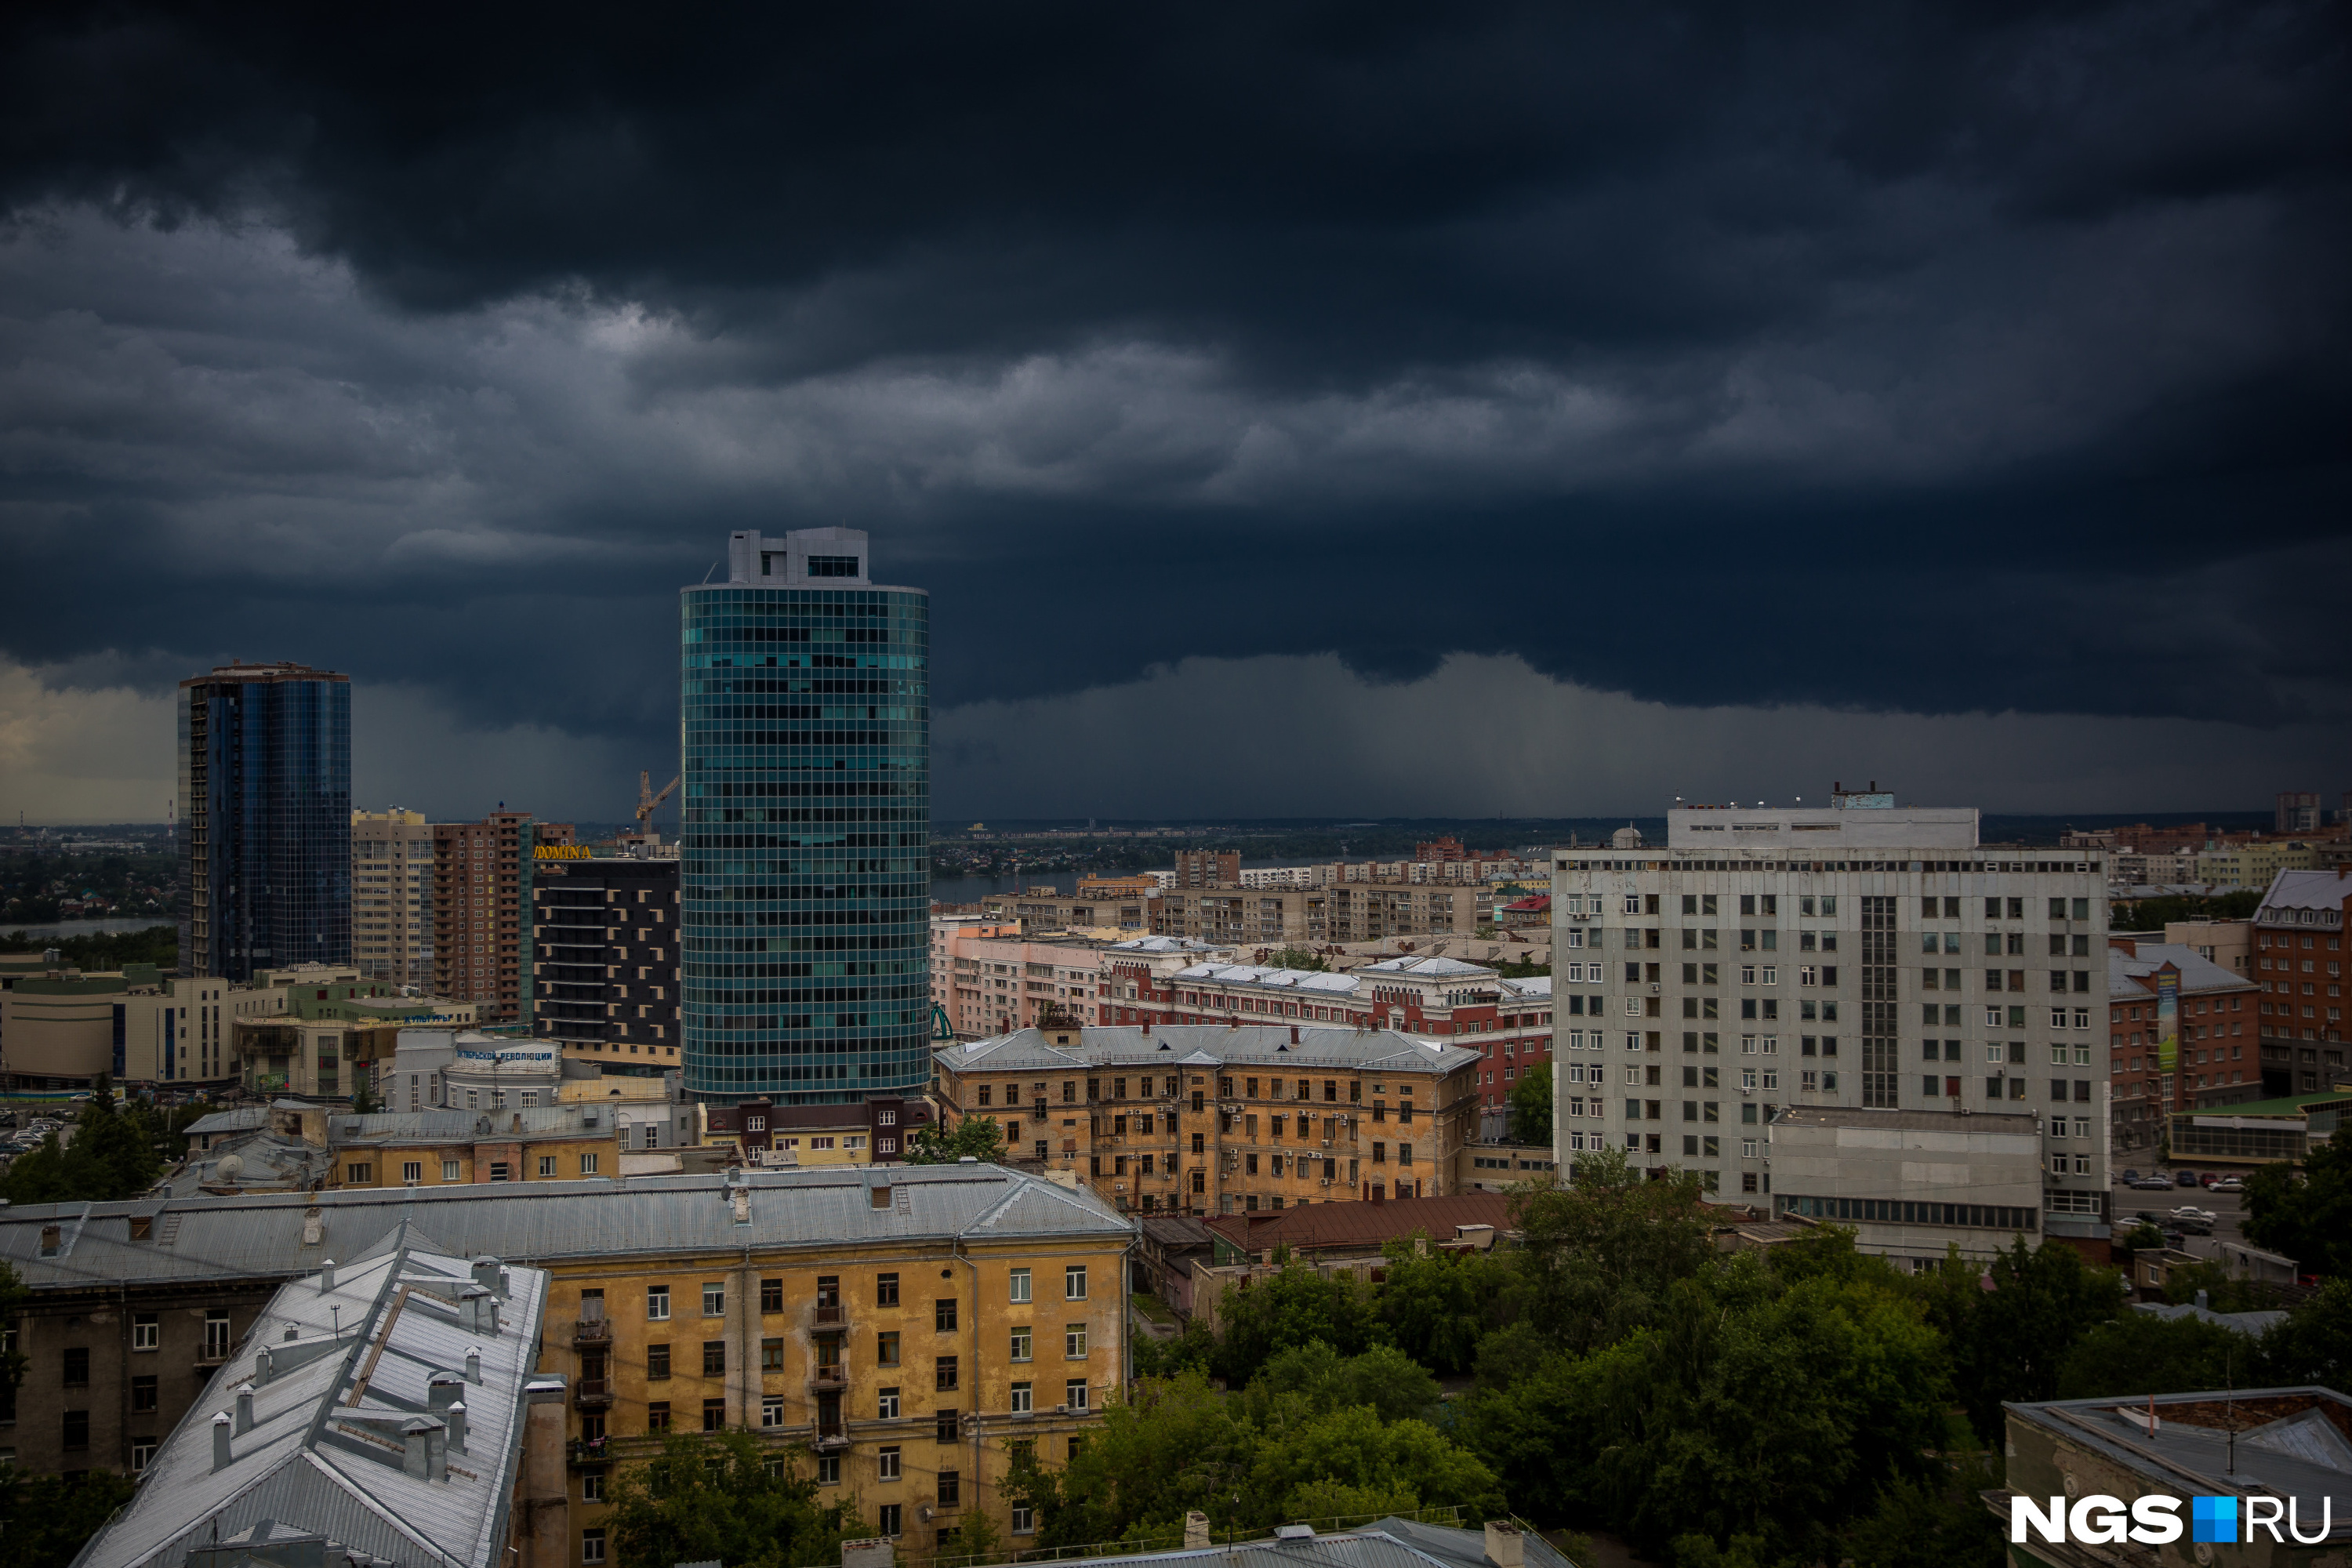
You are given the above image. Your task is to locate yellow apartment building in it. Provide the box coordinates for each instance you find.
[931,1023,1483,1214]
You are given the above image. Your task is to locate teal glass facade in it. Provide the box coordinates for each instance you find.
[680,532,929,1104]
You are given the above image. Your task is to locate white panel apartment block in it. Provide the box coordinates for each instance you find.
[1550,805,2111,1263]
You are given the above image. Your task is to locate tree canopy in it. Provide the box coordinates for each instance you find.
[2241,1135,2352,1280]
[904,1112,1009,1165]
[1505,1062,1551,1147]
[600,1428,860,1568]
[0,1076,169,1205]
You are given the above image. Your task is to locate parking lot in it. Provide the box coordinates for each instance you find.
[2113,1169,2256,1260]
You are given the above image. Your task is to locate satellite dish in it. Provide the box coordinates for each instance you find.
[215,1153,245,1181]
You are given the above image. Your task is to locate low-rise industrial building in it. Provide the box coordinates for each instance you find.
[1769,1103,2049,1267]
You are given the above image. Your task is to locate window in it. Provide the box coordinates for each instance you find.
[703,1282,725,1317]
[878,1446,902,1479]
[583,1528,608,1565]
[489,1161,510,1182]
[63,1346,89,1386]
[760,1278,784,1313]
[62,1410,89,1450]
[647,1285,671,1320]
[878,1330,902,1366]
[1009,1268,1031,1303]
[878,1504,903,1538]
[442,1159,462,1181]
[582,1468,606,1503]
[1066,1379,1090,1410]
[1066,1323,1088,1358]
[818,1455,841,1486]
[937,1409,960,1443]
[132,1313,158,1352]
[132,1374,158,1412]
[533,1155,555,1178]
[1013,1505,1036,1536]
[879,1388,902,1419]
[935,1298,958,1333]
[204,1310,232,1361]
[401,1160,423,1184]
[702,1398,725,1431]
[762,1338,784,1371]
[1064,1265,1087,1301]
[703,1341,726,1376]
[936,1356,960,1392]
[347,1163,373,1184]
[1011,1327,1033,1362]
[939,1470,962,1507]
[877,1272,900,1307]
[762,1395,786,1428]
[648,1345,671,1380]
[1011,1380,1033,1413]
[647,1403,671,1432]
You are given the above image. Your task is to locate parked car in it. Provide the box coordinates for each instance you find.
[2176,1170,2201,1186]
[2211,1176,2245,1193]
[2199,1172,2223,1187]
[2132,1174,2175,1191]
[2169,1207,2218,1234]
[2121,1169,2140,1183]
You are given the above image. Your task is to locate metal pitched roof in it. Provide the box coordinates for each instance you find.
[931,1025,1480,1076]
[2,1166,1131,1294]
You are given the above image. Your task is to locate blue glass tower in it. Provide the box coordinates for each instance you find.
[681,528,930,1104]
[177,661,352,982]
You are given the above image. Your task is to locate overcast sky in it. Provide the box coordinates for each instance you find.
[2,3,2347,823]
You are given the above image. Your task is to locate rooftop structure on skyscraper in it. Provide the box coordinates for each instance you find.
[681,528,930,1104]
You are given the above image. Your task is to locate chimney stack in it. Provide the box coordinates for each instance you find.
[234,1381,256,1435]
[212,1411,234,1472]
[1483,1522,1525,1568]
[447,1400,467,1454]
[466,1345,483,1382]
[1185,1513,1211,1551]
[318,1258,336,1293]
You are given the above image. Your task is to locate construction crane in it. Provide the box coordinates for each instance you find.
[637,770,680,829]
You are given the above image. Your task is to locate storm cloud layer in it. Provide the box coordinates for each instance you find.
[2,2,2347,819]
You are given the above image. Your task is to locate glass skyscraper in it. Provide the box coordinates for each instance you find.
[178,661,352,982]
[680,528,930,1104]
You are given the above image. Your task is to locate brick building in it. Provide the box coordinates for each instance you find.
[2105,938,2261,1153]
[433,811,574,1023]
[2251,868,2350,1096]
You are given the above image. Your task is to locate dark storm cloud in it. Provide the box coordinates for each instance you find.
[1,0,2349,812]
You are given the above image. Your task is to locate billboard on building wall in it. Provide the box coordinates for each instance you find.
[2155,968,2180,1073]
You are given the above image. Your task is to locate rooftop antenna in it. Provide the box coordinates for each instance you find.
[702,561,719,583]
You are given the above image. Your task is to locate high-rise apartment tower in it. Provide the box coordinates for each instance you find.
[681,528,930,1103]
[351,808,434,986]
[431,810,573,1023]
[177,661,351,982]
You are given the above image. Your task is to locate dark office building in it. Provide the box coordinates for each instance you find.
[177,661,351,982]
[532,849,681,1074]
[679,527,930,1105]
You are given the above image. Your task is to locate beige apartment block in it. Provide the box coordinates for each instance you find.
[353,807,434,986]
[931,1022,1480,1214]
[1152,880,1497,947]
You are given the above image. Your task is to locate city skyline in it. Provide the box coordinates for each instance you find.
[2,7,2348,822]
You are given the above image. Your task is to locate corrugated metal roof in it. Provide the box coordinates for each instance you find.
[74,1227,548,1568]
[1031,1519,1578,1568]
[3,1166,1131,1294]
[936,1025,1479,1076]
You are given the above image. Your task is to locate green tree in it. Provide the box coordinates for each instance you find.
[2053,1312,2243,1399]
[1459,1261,1950,1564]
[1370,1238,1524,1376]
[600,1428,858,1568]
[0,1077,163,1205]
[1267,948,1328,973]
[1210,1261,1372,1385]
[2255,1276,2352,1388]
[1132,1317,1215,1379]
[1914,1238,2125,1441]
[0,1470,139,1568]
[1511,1144,1715,1353]
[1236,1342,1441,1427]
[904,1114,1008,1165]
[2241,1136,2352,1279]
[1837,1447,2007,1568]
[1506,1062,1552,1147]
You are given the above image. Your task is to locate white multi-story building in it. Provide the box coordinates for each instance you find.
[1552,792,2112,1263]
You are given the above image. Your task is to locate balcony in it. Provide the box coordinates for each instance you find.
[572,1316,612,1348]
[574,1378,614,1411]
[566,1436,613,1467]
[814,1419,849,1452]
[813,1302,848,1330]
[809,1364,848,1392]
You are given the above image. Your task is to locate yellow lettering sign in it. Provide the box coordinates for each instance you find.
[532,845,592,860]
